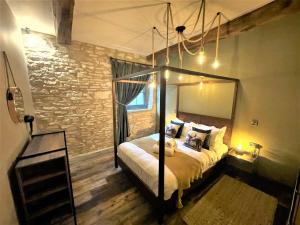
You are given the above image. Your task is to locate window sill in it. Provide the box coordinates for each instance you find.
[128,108,153,113]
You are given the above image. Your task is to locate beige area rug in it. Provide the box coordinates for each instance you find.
[183,175,278,225]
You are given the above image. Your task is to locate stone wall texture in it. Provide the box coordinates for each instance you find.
[23,32,156,156]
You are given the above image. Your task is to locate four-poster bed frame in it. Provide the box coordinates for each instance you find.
[112,65,239,223]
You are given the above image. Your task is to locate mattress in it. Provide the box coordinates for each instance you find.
[118,133,228,200]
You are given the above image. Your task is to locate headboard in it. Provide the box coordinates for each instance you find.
[177,111,233,146]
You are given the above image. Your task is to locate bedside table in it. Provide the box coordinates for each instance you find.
[227,148,258,174]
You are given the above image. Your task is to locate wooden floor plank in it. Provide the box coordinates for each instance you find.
[57,148,290,225]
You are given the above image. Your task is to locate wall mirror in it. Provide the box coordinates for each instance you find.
[7,87,25,123]
[2,51,25,123]
[166,71,238,121]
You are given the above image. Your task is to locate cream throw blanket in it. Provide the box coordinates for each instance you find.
[131,136,202,208]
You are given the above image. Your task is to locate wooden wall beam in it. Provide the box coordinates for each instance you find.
[148,0,300,59]
[52,0,75,44]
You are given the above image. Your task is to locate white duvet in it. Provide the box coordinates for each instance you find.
[118,133,228,200]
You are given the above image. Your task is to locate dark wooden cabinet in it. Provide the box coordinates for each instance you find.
[14,131,76,225]
[227,148,258,174]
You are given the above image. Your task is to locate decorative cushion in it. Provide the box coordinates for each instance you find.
[171,120,184,138]
[209,126,227,148]
[184,130,207,151]
[181,122,192,139]
[192,127,211,150]
[165,123,180,138]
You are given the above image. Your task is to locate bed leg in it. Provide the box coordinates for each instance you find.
[158,211,164,225]
[158,203,165,225]
[114,144,118,168]
[114,157,118,168]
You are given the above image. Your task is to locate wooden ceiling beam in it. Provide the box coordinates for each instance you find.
[52,0,75,44]
[148,0,300,60]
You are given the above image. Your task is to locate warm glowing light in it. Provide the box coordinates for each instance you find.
[198,50,205,65]
[150,80,156,88]
[199,81,204,90]
[165,70,169,80]
[212,59,220,69]
[23,33,54,55]
[178,75,183,81]
[237,144,243,152]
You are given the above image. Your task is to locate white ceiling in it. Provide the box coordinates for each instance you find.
[7,0,273,56]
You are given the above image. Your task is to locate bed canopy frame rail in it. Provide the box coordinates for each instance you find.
[112,65,239,223]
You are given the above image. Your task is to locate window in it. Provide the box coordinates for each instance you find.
[127,87,151,111]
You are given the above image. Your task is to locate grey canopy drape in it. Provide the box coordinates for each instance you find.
[111,58,151,145]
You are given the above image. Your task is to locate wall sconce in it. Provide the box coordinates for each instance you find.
[249,142,262,158]
[24,115,34,137]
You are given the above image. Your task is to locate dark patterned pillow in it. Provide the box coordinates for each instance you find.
[184,130,207,151]
[165,124,180,138]
[192,127,211,149]
[171,120,184,138]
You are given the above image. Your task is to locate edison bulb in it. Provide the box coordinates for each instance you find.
[199,81,203,90]
[178,75,183,81]
[212,59,220,69]
[198,50,205,65]
[237,144,243,151]
[150,80,156,88]
[165,70,169,80]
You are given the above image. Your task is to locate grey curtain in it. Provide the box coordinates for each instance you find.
[111,58,151,144]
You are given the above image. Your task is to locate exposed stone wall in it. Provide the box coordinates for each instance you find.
[23,32,156,156]
[127,108,157,141]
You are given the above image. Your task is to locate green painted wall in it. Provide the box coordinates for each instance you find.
[159,12,300,186]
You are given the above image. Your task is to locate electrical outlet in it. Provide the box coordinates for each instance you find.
[251,119,259,126]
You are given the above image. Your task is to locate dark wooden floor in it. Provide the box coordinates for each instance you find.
[61,148,292,225]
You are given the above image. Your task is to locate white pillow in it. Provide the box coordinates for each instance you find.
[198,123,212,130]
[181,122,192,139]
[190,123,226,149]
[172,117,184,123]
[210,126,227,148]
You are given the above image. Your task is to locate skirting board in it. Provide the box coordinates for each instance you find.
[70,146,114,160]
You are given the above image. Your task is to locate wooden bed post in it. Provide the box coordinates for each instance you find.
[112,81,118,168]
[158,69,166,223]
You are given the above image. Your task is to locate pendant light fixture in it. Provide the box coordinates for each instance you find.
[199,77,204,90]
[151,0,227,71]
[199,0,206,65]
[212,12,221,69]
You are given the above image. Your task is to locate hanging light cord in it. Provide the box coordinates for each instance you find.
[215,12,222,61]
[177,33,183,68]
[165,2,170,65]
[180,12,222,56]
[152,27,155,68]
[155,27,177,40]
[180,33,200,56]
[182,11,227,44]
[182,12,218,43]
[182,4,199,26]
[183,0,204,38]
[179,11,222,56]
[200,0,206,50]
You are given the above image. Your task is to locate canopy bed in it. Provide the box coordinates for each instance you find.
[111,64,239,223]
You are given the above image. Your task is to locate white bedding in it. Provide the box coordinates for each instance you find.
[118,133,228,200]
